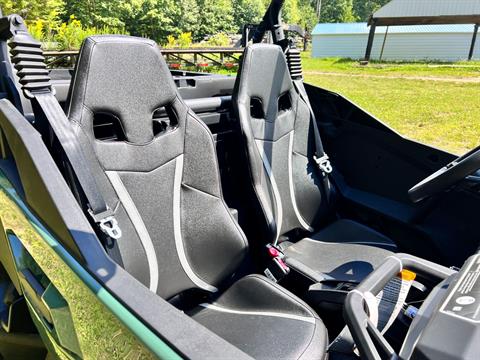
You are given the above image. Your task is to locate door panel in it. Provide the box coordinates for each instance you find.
[0,98,251,360]
[307,84,480,266]
[0,100,183,359]
[0,180,158,359]
[9,232,82,358]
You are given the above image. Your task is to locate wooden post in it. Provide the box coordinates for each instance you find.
[379,26,389,61]
[468,24,479,61]
[364,21,377,62]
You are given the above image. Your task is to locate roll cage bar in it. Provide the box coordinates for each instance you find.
[251,0,288,50]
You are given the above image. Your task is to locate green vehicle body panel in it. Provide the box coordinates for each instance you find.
[0,171,181,360]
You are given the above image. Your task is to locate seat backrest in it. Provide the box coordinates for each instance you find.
[233,44,331,244]
[67,35,248,299]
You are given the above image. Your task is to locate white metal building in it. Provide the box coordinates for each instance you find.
[311,22,480,61]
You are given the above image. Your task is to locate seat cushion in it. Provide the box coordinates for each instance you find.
[190,274,328,360]
[284,220,396,283]
[310,219,397,251]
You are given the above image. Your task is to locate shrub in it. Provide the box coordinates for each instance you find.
[177,32,193,49]
[55,15,86,50]
[205,32,230,47]
[163,32,193,49]
[27,15,128,51]
[28,19,44,41]
[165,35,176,48]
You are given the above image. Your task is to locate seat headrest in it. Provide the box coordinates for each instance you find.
[236,44,293,121]
[68,35,178,144]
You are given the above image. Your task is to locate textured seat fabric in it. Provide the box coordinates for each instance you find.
[233,44,396,281]
[284,242,392,284]
[309,219,396,251]
[233,44,331,243]
[67,35,327,359]
[285,221,395,283]
[190,274,328,360]
[68,35,247,298]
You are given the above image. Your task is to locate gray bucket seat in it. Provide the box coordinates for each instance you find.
[233,44,396,283]
[67,35,328,359]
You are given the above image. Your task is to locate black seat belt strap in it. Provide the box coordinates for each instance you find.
[8,24,122,240]
[292,80,333,177]
[32,93,121,239]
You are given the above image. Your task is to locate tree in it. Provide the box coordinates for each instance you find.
[62,0,200,43]
[195,0,235,41]
[63,0,125,28]
[121,0,199,41]
[233,0,265,32]
[258,0,317,30]
[298,0,319,30]
[172,0,200,37]
[353,0,389,22]
[320,0,356,23]
[282,0,300,25]
[0,0,64,22]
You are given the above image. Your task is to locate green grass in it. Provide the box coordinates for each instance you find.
[302,54,480,155]
[301,53,480,79]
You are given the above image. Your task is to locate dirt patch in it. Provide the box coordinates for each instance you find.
[304,71,480,83]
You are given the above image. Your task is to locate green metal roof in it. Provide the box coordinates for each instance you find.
[370,0,480,26]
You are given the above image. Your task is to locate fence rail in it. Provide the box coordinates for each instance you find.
[44,48,245,69]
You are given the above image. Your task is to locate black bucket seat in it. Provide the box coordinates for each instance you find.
[67,35,328,359]
[233,44,396,283]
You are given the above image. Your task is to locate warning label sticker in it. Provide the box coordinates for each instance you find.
[441,255,480,322]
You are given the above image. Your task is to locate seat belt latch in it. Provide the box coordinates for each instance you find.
[99,216,122,240]
[89,208,122,240]
[264,244,290,283]
[314,154,333,175]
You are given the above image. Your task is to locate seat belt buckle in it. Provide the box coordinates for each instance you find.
[88,208,122,240]
[266,243,285,259]
[314,154,333,175]
[264,244,290,283]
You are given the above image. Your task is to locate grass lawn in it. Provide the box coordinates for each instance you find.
[302,54,480,155]
[302,55,480,79]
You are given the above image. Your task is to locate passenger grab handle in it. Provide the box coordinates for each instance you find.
[344,254,455,360]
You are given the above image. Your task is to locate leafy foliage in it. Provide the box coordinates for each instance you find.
[195,0,236,41]
[318,0,390,23]
[298,0,319,30]
[0,0,64,22]
[55,16,127,50]
[204,32,231,47]
[233,0,265,32]
[353,0,390,22]
[2,0,392,49]
[320,0,357,23]
[176,32,193,48]
[27,15,128,50]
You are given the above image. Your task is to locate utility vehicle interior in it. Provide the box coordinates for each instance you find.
[0,1,479,359]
